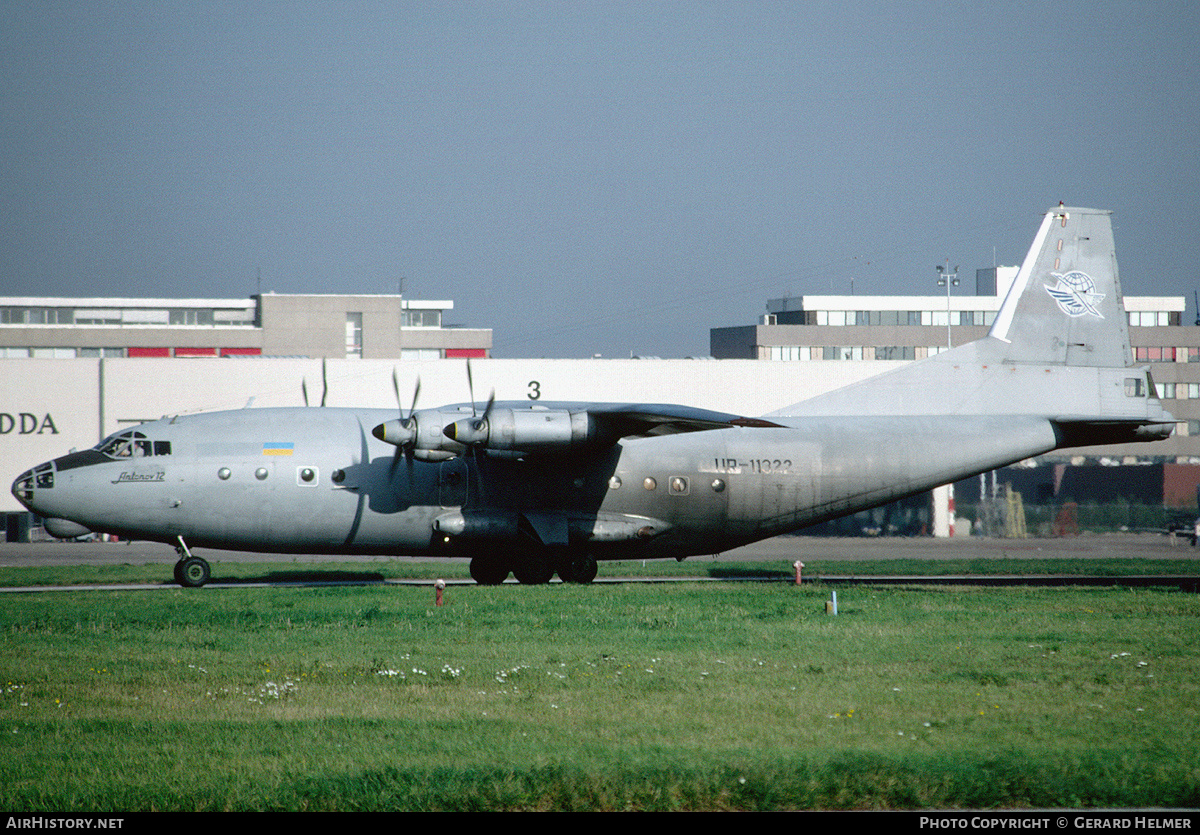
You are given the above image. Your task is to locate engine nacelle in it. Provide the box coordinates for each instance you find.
[443,409,602,452]
[372,408,471,456]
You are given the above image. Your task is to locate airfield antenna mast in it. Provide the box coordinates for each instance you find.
[936,262,959,349]
[398,275,405,359]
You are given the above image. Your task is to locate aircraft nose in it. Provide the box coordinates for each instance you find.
[11,463,52,512]
[12,468,36,510]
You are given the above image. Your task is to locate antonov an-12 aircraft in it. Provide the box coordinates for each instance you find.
[12,206,1175,586]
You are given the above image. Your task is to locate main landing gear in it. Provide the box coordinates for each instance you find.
[469,551,598,586]
[173,535,211,588]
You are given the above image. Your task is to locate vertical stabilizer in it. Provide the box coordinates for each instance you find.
[988,206,1132,367]
[770,205,1168,426]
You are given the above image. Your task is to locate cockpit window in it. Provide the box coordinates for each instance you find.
[96,431,170,459]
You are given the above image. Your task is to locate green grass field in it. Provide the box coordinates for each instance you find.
[1,575,1198,810]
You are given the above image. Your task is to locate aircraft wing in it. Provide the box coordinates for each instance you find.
[582,403,783,438]
[374,401,781,459]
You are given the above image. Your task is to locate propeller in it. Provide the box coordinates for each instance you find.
[301,358,328,407]
[445,358,494,445]
[458,358,492,505]
[386,369,421,478]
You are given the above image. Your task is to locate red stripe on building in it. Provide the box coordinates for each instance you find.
[445,348,488,359]
[219,348,262,357]
[128,347,170,358]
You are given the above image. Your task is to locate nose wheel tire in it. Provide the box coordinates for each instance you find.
[175,556,211,588]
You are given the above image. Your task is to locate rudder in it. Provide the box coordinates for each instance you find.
[988,205,1132,368]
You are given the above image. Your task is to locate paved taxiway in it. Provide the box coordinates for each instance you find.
[1,531,1198,569]
[2,531,1199,568]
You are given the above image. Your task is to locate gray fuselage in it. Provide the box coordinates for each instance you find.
[18,405,1060,560]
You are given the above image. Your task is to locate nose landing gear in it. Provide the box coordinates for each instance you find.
[172,536,211,588]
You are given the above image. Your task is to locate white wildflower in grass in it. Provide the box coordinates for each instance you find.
[244,678,298,704]
[494,663,530,684]
[440,664,463,680]
[375,669,405,679]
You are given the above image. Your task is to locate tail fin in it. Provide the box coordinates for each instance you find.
[988,205,1132,367]
[771,206,1169,429]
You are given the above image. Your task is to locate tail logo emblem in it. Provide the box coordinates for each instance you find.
[1045,271,1105,318]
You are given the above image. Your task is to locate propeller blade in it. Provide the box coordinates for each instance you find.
[387,367,423,480]
[477,389,495,432]
[467,358,476,416]
[302,378,309,408]
[321,358,328,407]
[408,377,421,422]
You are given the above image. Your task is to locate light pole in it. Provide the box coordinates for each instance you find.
[936,263,959,349]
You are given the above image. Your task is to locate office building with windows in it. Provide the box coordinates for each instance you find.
[0,293,491,360]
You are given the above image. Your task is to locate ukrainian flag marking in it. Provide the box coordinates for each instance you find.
[262,442,294,456]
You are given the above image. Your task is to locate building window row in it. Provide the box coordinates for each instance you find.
[0,347,263,358]
[761,344,1200,366]
[402,310,442,328]
[783,310,1181,328]
[1134,347,1200,363]
[1155,382,1200,400]
[804,310,997,327]
[1129,311,1182,327]
[2,347,125,358]
[1,307,254,327]
[760,345,949,361]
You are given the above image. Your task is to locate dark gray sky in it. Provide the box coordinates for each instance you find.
[3,1,1197,357]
